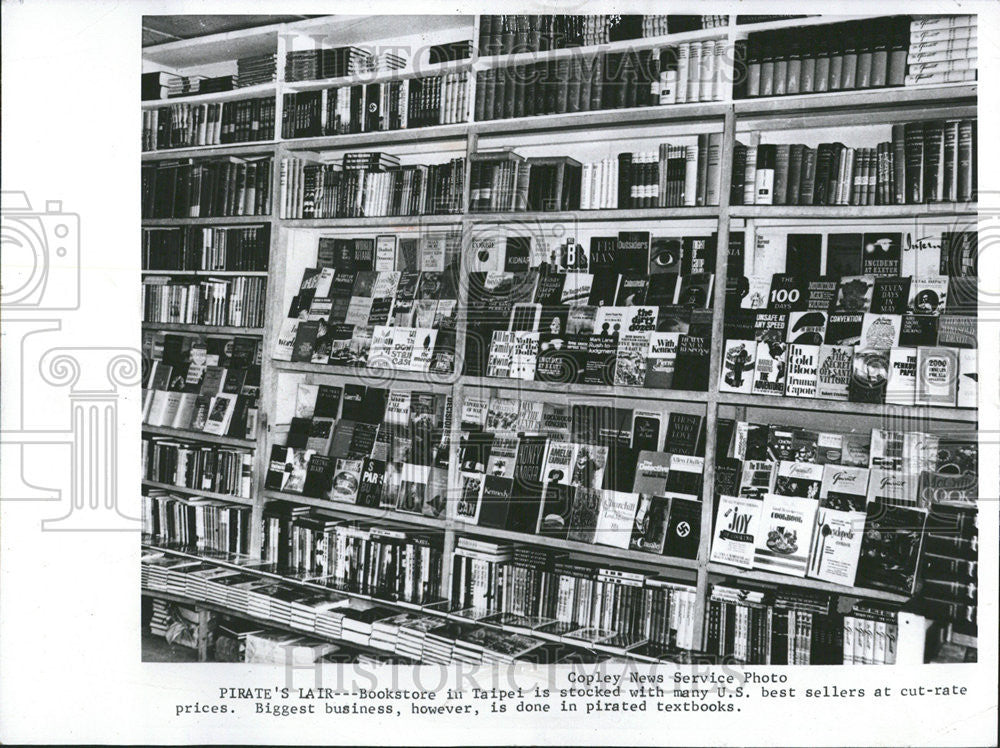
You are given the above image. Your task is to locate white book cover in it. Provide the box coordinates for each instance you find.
[371,270,401,298]
[539,440,576,486]
[594,491,641,550]
[273,318,300,362]
[719,339,756,393]
[751,340,787,396]
[819,465,870,510]
[866,467,918,505]
[860,313,902,350]
[408,328,437,372]
[486,330,516,378]
[751,230,787,277]
[753,493,818,578]
[469,235,505,272]
[915,346,959,406]
[366,325,395,369]
[773,460,824,499]
[732,421,749,460]
[383,390,411,427]
[460,397,488,429]
[374,236,397,271]
[908,276,949,315]
[885,347,918,405]
[739,459,777,499]
[958,348,977,408]
[709,494,764,569]
[742,275,772,310]
[869,429,904,470]
[807,504,865,586]
[561,272,594,305]
[314,267,336,297]
[785,344,819,398]
[294,384,320,418]
[509,331,539,381]
[202,393,237,436]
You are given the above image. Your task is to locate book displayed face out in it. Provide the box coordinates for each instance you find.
[721,228,976,407]
[711,415,977,594]
[466,230,716,391]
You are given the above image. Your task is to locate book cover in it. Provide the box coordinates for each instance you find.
[566,486,602,543]
[898,314,939,347]
[808,502,866,587]
[629,494,671,553]
[283,448,314,494]
[860,313,902,350]
[856,502,927,595]
[672,325,711,391]
[773,460,824,499]
[356,458,386,507]
[885,347,918,405]
[785,344,820,398]
[861,232,902,276]
[718,339,755,393]
[709,494,763,569]
[834,275,875,312]
[264,445,293,491]
[540,440,577,485]
[909,276,949,315]
[754,493,818,577]
[570,444,608,491]
[631,411,662,452]
[396,463,431,514]
[631,451,672,495]
[786,311,827,346]
[615,231,650,274]
[664,494,701,559]
[824,312,863,346]
[593,490,641,549]
[302,454,333,498]
[848,348,890,404]
[665,412,703,456]
[738,460,777,499]
[826,234,864,278]
[767,274,807,312]
[915,346,959,406]
[805,278,838,311]
[455,473,484,524]
[750,340,787,396]
[613,333,650,386]
[644,332,681,389]
[536,483,575,538]
[958,348,977,408]
[753,311,788,343]
[870,277,911,315]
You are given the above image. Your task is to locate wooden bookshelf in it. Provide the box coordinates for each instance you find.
[706,563,910,604]
[141,322,264,336]
[141,479,255,505]
[142,424,256,448]
[142,13,979,665]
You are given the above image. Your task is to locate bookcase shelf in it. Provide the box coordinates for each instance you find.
[472,100,729,135]
[142,270,270,277]
[729,204,978,219]
[140,83,277,110]
[142,424,256,448]
[458,374,709,407]
[451,521,702,572]
[142,479,255,505]
[142,13,980,666]
[271,360,457,391]
[281,215,463,229]
[142,322,264,336]
[282,123,470,152]
[284,59,474,93]
[142,141,280,161]
[715,392,978,423]
[262,490,449,529]
[706,562,910,604]
[475,25,729,71]
[142,216,273,226]
[467,207,720,223]
[733,83,977,119]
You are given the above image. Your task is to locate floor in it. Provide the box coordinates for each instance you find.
[142,629,200,662]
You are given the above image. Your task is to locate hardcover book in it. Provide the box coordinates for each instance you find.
[909,276,949,315]
[629,494,671,553]
[915,346,959,406]
[859,313,902,350]
[856,502,927,595]
[785,344,819,398]
[885,347,918,405]
[750,340,787,396]
[861,232,902,276]
[566,486,602,543]
[807,501,866,587]
[786,311,827,345]
[593,491,641,549]
[848,348,890,404]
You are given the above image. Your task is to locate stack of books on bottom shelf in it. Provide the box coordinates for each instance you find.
[450,537,698,657]
[707,585,928,665]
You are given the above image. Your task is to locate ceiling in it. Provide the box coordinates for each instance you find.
[142,15,313,47]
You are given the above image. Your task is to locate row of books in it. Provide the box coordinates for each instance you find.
[714,417,977,490]
[706,585,925,665]
[261,503,444,605]
[452,538,699,653]
[143,388,256,440]
[236,53,277,87]
[142,551,564,664]
[141,225,270,272]
[734,119,977,206]
[476,15,724,55]
[142,436,254,497]
[142,71,235,101]
[721,335,975,407]
[905,15,978,87]
[141,97,276,152]
[280,72,470,140]
[473,44,727,125]
[141,157,273,219]
[142,332,262,396]
[278,155,465,219]
[733,228,976,298]
[284,46,401,82]
[142,491,252,554]
[142,275,266,329]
